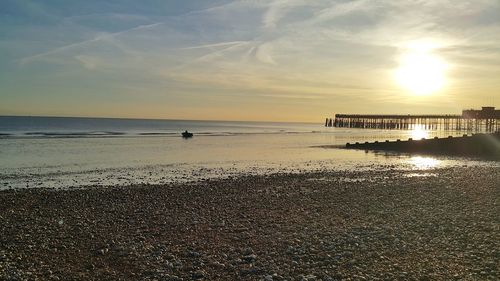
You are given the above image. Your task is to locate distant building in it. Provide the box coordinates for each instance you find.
[462,106,500,119]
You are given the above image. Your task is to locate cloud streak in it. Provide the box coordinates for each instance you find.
[19,22,164,65]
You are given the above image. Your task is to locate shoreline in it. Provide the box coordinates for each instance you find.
[2,156,498,191]
[1,167,499,280]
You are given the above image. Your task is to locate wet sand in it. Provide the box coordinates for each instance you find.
[1,167,498,280]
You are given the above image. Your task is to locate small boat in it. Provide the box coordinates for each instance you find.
[181,130,193,138]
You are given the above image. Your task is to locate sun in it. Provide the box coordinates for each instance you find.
[395,45,447,96]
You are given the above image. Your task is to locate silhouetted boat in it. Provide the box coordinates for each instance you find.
[182,130,193,138]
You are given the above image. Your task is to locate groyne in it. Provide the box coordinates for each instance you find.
[345,132,500,159]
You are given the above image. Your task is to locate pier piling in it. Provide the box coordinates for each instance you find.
[326,107,500,133]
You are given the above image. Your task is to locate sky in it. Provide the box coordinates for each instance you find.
[1,0,499,122]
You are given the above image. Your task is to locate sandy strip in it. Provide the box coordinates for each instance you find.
[1,167,499,280]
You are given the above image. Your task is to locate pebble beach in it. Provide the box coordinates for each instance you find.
[1,166,498,280]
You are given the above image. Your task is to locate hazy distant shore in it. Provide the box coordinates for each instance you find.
[1,167,498,280]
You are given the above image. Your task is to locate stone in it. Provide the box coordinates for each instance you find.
[242,254,257,263]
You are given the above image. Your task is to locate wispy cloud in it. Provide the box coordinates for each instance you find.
[74,55,100,70]
[179,41,249,50]
[19,22,164,65]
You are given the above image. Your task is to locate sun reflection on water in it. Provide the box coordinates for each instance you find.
[411,125,429,140]
[409,156,440,169]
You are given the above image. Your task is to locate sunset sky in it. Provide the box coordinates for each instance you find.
[1,0,499,122]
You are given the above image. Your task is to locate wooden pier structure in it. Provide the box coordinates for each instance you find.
[326,106,500,132]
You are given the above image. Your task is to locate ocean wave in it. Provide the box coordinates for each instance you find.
[138,132,178,136]
[0,130,335,139]
[24,131,126,136]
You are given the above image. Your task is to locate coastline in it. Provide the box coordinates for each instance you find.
[1,167,498,280]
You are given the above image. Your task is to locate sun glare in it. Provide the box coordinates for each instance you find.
[409,156,440,169]
[395,44,447,96]
[410,125,429,140]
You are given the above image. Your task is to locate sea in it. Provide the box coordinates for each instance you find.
[0,116,496,189]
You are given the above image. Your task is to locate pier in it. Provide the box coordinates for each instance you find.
[326,106,500,132]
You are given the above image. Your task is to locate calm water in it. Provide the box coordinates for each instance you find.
[0,116,495,189]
